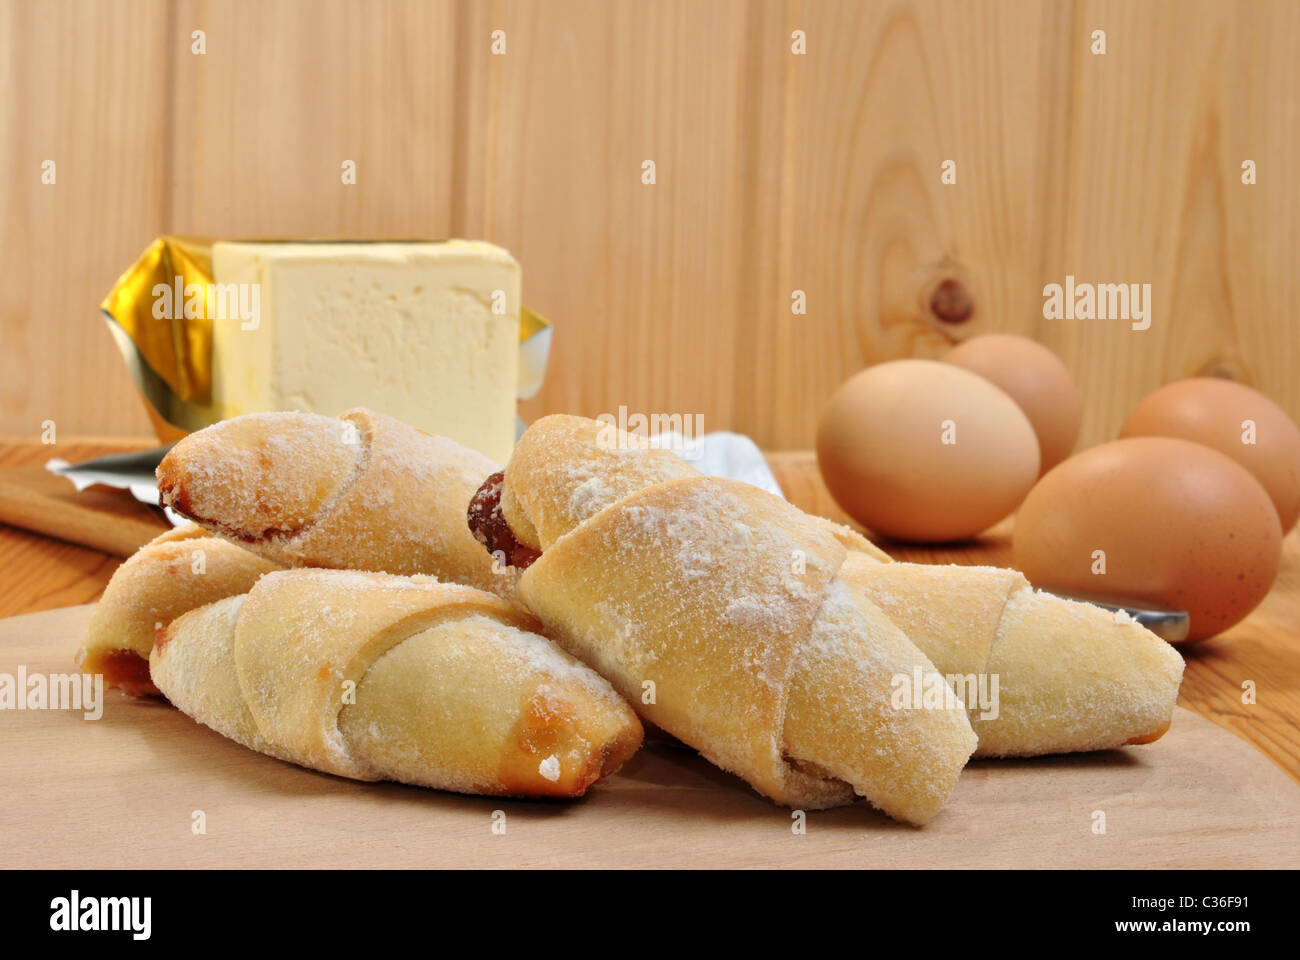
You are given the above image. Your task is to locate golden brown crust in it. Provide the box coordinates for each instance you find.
[1124,724,1171,746]
[494,678,644,797]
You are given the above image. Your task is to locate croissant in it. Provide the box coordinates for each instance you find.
[156,408,511,596]
[837,555,1185,757]
[147,567,643,797]
[478,413,1184,764]
[78,524,279,696]
[471,415,978,825]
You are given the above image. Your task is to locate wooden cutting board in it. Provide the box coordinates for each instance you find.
[0,464,168,558]
[3,604,1298,868]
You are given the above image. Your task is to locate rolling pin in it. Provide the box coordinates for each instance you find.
[0,466,169,557]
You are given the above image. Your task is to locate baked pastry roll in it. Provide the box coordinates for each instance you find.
[480,413,1183,767]
[156,407,512,596]
[78,524,279,696]
[837,555,1186,756]
[473,414,978,825]
[150,568,643,798]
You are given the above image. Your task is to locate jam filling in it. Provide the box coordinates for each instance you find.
[467,472,541,570]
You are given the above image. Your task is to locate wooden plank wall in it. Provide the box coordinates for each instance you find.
[3,0,1297,451]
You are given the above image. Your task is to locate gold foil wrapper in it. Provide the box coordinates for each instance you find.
[101,236,552,441]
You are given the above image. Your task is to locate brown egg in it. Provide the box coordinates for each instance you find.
[1013,437,1282,642]
[1121,378,1300,532]
[817,359,1040,542]
[944,334,1083,474]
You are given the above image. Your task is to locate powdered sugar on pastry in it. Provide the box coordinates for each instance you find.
[148,568,643,799]
[157,408,512,597]
[516,464,975,823]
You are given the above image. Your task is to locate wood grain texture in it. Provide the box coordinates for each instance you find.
[166,0,460,238]
[0,440,158,616]
[0,0,169,440]
[2,604,1298,867]
[1,0,1296,450]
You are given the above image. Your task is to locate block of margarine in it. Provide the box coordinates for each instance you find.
[210,240,521,465]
